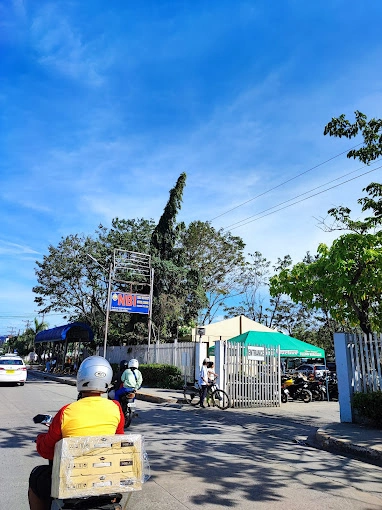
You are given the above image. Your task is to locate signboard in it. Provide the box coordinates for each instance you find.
[110,292,150,314]
[247,346,265,361]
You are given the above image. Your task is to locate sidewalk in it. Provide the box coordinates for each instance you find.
[28,369,382,467]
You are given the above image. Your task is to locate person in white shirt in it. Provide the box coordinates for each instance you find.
[207,361,218,388]
[198,358,209,408]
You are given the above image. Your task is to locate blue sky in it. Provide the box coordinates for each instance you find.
[1,0,382,335]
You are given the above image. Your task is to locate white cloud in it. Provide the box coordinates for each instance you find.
[30,5,106,85]
[0,240,40,255]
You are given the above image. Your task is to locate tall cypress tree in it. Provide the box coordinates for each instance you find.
[150,172,187,260]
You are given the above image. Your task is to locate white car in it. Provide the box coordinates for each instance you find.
[0,354,27,385]
[295,364,329,379]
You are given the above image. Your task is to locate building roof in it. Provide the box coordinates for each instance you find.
[193,315,276,342]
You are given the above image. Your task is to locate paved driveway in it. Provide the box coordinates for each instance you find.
[1,375,381,510]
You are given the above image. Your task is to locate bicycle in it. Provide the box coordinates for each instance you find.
[183,380,231,410]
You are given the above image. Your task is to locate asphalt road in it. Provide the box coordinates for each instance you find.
[1,374,382,510]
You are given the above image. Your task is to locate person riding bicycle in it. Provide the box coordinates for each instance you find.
[115,358,143,402]
[28,356,125,510]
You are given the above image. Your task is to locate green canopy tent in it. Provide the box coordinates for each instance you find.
[208,330,325,358]
[228,331,325,358]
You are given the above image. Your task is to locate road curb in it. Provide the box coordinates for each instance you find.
[136,393,173,404]
[315,428,382,466]
[30,371,77,387]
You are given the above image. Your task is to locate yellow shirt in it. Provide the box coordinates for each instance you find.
[61,396,123,437]
[36,396,125,460]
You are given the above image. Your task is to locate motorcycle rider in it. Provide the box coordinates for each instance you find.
[108,359,129,398]
[114,358,143,402]
[28,356,125,510]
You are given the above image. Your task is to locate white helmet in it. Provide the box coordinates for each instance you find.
[128,358,139,369]
[76,356,113,392]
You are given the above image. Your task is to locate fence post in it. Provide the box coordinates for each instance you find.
[173,338,177,366]
[334,332,354,423]
[195,342,207,381]
[215,341,225,392]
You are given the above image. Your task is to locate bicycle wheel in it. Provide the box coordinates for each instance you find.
[211,389,231,410]
[183,387,200,406]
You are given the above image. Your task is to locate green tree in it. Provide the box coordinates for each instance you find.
[324,110,382,165]
[224,254,294,328]
[180,221,245,324]
[25,317,49,352]
[270,112,382,337]
[270,221,382,335]
[33,219,156,346]
[224,251,270,322]
[33,233,106,340]
[11,318,49,359]
[5,336,30,357]
[150,172,187,260]
[96,217,155,343]
[149,172,202,339]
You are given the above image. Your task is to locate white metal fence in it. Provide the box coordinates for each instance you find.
[225,342,280,408]
[98,342,196,382]
[347,333,382,392]
[334,332,382,422]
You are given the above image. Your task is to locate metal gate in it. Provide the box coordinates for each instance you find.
[225,342,280,408]
[346,333,382,392]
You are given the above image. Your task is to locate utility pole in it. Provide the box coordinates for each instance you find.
[22,320,31,331]
[103,262,113,359]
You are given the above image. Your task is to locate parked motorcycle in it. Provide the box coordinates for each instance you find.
[281,385,289,403]
[307,379,326,401]
[284,377,313,403]
[32,414,126,509]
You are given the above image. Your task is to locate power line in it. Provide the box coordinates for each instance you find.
[0,313,64,318]
[225,164,381,231]
[210,143,363,222]
[224,160,381,230]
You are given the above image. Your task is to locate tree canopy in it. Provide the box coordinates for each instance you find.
[28,111,382,352]
[270,112,382,336]
[32,173,247,344]
[324,110,382,165]
[270,230,382,335]
[180,221,246,324]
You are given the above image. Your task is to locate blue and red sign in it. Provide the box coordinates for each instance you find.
[110,292,150,315]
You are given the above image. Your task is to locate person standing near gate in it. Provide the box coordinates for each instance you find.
[198,358,209,408]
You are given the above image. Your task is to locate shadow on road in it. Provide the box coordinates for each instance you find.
[131,403,382,508]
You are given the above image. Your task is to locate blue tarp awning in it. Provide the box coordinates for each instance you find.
[35,322,94,344]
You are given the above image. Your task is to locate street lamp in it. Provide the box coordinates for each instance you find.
[87,254,107,271]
